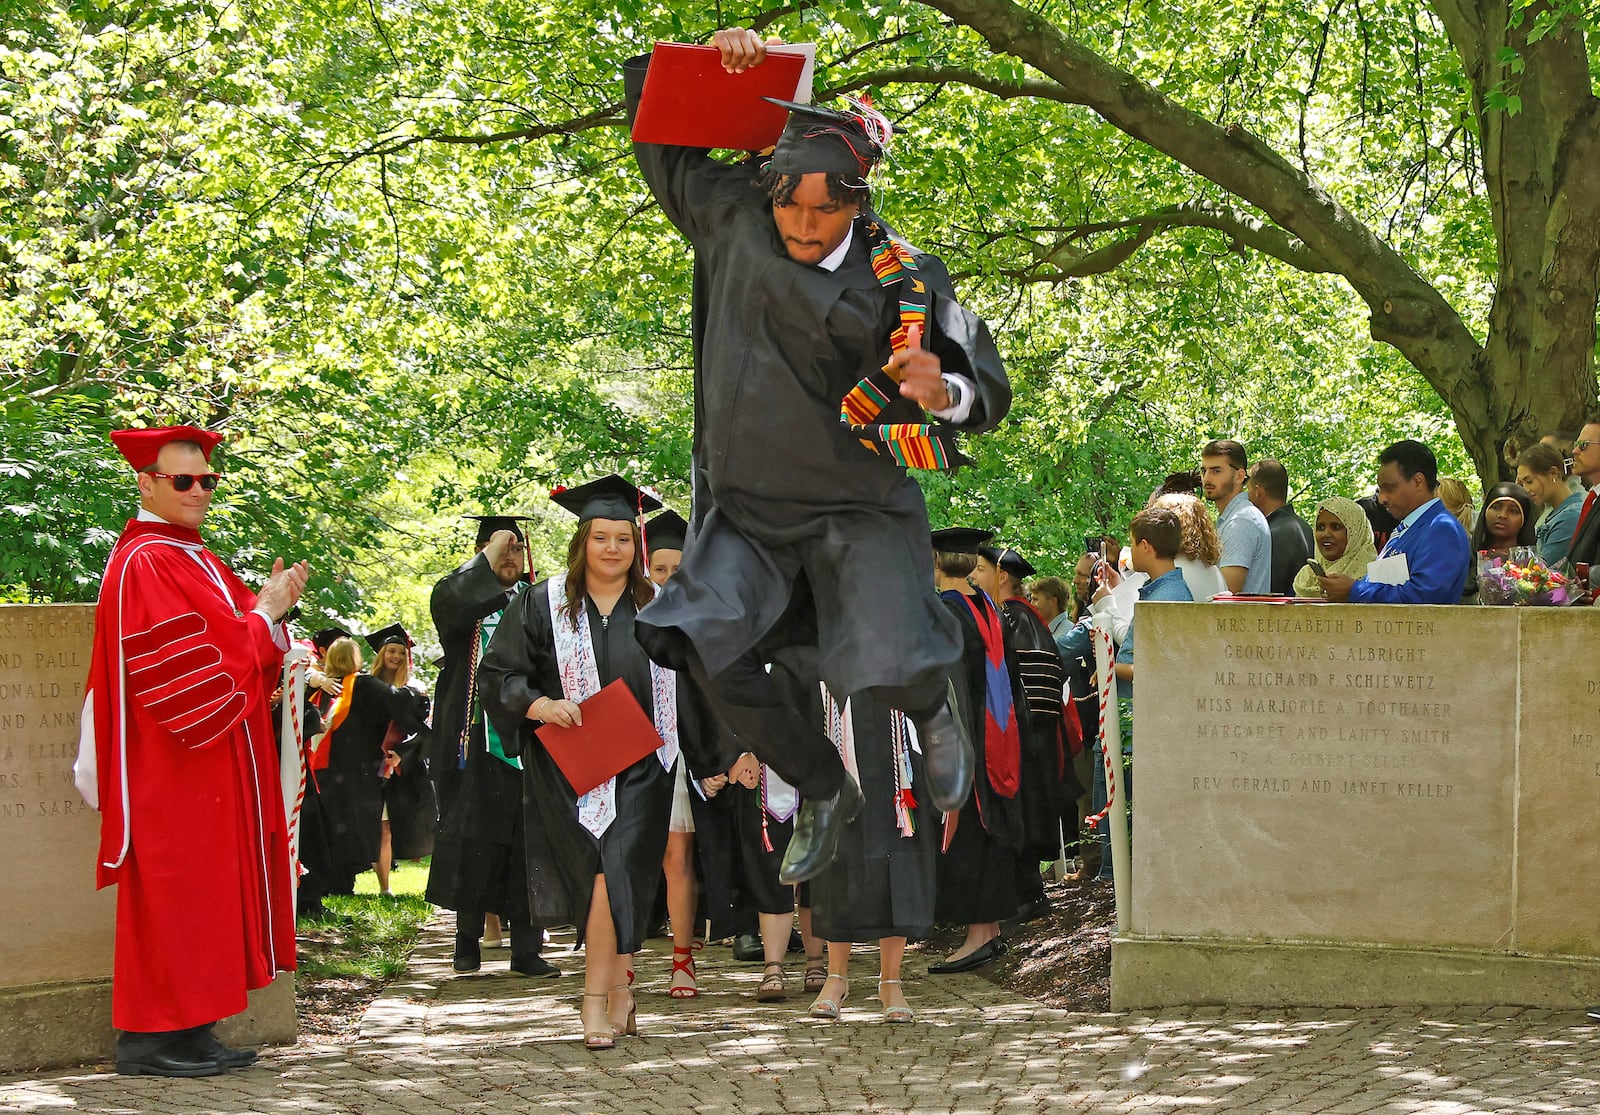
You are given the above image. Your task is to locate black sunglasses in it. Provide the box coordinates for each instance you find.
[149,471,222,492]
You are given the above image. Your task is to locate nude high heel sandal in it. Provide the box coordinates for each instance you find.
[581,992,614,1050]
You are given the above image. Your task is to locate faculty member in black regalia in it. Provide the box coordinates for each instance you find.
[424,515,558,977]
[624,28,1012,884]
[927,529,1025,974]
[481,475,691,1051]
[975,545,1068,922]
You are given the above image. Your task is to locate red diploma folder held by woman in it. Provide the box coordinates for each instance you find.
[535,679,665,796]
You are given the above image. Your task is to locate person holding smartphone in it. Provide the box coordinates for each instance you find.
[1292,496,1379,598]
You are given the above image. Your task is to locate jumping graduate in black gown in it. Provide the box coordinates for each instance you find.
[481,475,703,1051]
[624,28,1011,882]
[424,515,557,977]
[302,635,430,897]
[926,529,1025,974]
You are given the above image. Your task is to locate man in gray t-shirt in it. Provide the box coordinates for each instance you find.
[1201,438,1272,594]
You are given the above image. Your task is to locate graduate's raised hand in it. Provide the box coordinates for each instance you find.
[713,27,769,73]
[891,325,951,411]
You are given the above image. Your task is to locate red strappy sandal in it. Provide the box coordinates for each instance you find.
[668,945,699,999]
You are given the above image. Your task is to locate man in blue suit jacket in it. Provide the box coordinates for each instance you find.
[1319,440,1471,604]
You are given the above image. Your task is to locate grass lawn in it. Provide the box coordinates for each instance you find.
[296,858,434,983]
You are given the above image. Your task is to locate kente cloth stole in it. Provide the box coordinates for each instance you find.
[960,591,1021,798]
[837,221,969,471]
[546,574,680,838]
[821,686,920,838]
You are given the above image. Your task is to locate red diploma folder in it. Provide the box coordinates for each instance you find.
[535,679,665,796]
[632,41,813,151]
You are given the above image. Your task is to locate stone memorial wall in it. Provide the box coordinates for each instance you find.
[1114,602,1600,1010]
[0,604,294,1072]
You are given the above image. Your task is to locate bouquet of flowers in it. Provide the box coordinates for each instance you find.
[1477,547,1573,606]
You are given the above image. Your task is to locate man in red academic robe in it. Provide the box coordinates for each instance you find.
[74,426,309,1077]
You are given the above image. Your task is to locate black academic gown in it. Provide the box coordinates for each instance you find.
[480,578,680,955]
[935,590,1024,926]
[999,597,1068,861]
[808,688,939,943]
[623,54,1012,701]
[383,718,437,861]
[425,561,532,920]
[307,674,430,891]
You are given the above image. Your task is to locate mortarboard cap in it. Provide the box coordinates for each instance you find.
[550,474,662,524]
[312,626,352,651]
[763,96,890,180]
[110,426,224,472]
[465,514,533,546]
[365,624,414,652]
[979,544,1037,580]
[931,527,994,555]
[644,510,689,553]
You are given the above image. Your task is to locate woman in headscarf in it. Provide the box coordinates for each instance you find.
[1293,496,1380,599]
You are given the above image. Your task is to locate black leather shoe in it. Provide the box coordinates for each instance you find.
[186,1026,257,1069]
[914,682,976,813]
[510,952,561,977]
[116,1035,227,1078]
[927,936,1007,975]
[731,933,764,962]
[777,776,864,885]
[1589,1005,1600,1022]
[453,935,481,973]
[1009,897,1052,924]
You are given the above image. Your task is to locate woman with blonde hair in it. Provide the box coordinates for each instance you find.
[301,634,431,900]
[365,626,436,897]
[1436,477,1476,535]
[1152,492,1226,601]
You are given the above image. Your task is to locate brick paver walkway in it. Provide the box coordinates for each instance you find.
[4,919,1599,1113]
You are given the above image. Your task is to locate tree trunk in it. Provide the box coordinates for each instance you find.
[916,0,1600,492]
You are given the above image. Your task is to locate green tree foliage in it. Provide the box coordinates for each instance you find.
[4,0,1524,627]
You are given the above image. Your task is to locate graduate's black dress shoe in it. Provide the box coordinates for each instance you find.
[927,936,1007,974]
[188,1026,257,1068]
[914,682,976,813]
[1009,896,1053,924]
[453,935,482,972]
[731,933,764,962]
[115,1035,227,1078]
[1588,1005,1600,1022]
[777,776,864,884]
[510,952,561,977]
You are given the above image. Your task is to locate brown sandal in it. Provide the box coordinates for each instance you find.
[756,961,787,1002]
[803,956,827,993]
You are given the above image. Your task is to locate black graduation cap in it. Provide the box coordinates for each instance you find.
[465,513,534,546]
[550,474,662,523]
[312,626,352,651]
[644,509,689,553]
[762,96,888,179]
[365,623,414,652]
[979,544,1037,580]
[931,526,995,555]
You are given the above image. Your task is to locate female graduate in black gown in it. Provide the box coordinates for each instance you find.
[481,476,683,1051]
[926,529,1025,973]
[304,636,431,897]
[366,625,438,894]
